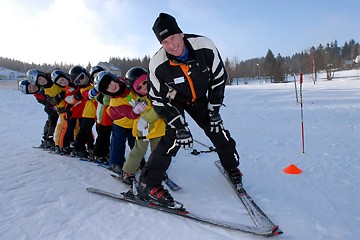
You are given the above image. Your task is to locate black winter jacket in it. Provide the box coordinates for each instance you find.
[148,34,227,129]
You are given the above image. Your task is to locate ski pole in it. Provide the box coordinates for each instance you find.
[192,139,216,155]
[193,139,213,150]
[299,73,305,154]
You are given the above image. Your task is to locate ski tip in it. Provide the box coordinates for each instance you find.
[269,225,283,237]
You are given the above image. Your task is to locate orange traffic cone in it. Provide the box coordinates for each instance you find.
[283,164,302,174]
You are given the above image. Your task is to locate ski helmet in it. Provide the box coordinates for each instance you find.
[90,65,105,81]
[94,71,126,96]
[19,80,30,94]
[69,65,91,86]
[19,80,39,94]
[125,67,148,96]
[51,69,72,87]
[124,67,148,89]
[26,69,47,85]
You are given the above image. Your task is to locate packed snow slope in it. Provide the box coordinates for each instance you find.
[0,70,359,240]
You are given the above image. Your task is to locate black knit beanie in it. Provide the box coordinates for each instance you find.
[152,13,182,43]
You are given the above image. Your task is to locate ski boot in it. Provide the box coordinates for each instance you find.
[94,156,109,164]
[138,183,175,206]
[61,146,72,155]
[122,171,136,187]
[71,149,89,158]
[111,164,122,174]
[54,145,62,154]
[226,167,243,185]
[44,138,55,149]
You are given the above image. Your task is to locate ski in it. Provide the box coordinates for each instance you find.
[163,173,182,191]
[86,187,279,237]
[214,160,283,235]
[79,158,109,168]
[32,146,46,149]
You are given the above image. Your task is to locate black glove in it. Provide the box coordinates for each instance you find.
[209,111,224,133]
[96,93,104,104]
[175,127,193,149]
[55,91,66,102]
[74,90,82,101]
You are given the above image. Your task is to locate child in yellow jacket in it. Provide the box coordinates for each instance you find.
[121,67,166,186]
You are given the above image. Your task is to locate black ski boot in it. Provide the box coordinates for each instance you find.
[61,146,72,155]
[44,138,55,149]
[94,156,109,164]
[111,164,122,174]
[54,146,62,154]
[71,149,89,158]
[122,171,135,187]
[138,183,175,206]
[226,167,243,185]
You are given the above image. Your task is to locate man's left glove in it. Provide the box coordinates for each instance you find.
[208,103,224,133]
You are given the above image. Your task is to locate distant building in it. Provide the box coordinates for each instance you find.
[354,55,360,64]
[97,62,122,76]
[0,67,25,80]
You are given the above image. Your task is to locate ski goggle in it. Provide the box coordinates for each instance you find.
[136,80,147,91]
[74,72,89,85]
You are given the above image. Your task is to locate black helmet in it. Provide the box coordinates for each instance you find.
[124,67,148,89]
[90,65,105,81]
[26,69,48,85]
[94,71,126,96]
[51,69,72,86]
[69,65,91,86]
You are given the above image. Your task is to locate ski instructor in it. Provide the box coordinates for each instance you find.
[138,12,242,206]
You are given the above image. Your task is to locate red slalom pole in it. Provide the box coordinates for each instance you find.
[299,73,305,153]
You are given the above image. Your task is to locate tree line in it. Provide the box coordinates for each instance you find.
[225,39,360,83]
[1,39,359,84]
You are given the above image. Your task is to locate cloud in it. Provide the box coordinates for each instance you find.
[0,0,153,66]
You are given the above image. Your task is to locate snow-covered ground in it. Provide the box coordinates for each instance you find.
[0,69,359,240]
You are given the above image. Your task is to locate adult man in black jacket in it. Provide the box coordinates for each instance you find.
[138,13,241,206]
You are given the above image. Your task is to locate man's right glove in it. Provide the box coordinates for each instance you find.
[175,127,193,150]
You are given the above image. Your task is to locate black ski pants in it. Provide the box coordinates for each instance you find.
[140,97,240,188]
[73,117,95,152]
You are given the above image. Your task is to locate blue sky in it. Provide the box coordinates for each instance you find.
[1,0,359,66]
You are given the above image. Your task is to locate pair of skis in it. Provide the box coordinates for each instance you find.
[34,146,182,191]
[87,160,282,237]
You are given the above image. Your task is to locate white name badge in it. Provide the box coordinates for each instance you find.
[174,76,185,84]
